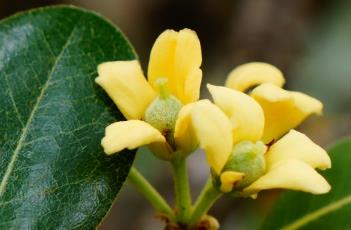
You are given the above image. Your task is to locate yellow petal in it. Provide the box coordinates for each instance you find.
[207,84,264,143]
[174,100,233,174]
[101,120,165,155]
[148,142,173,161]
[266,130,331,170]
[225,62,285,92]
[148,30,178,93]
[96,60,156,120]
[220,171,245,193]
[191,100,233,174]
[174,102,198,155]
[184,68,202,103]
[148,29,202,104]
[174,29,202,103]
[244,160,331,195]
[251,83,323,143]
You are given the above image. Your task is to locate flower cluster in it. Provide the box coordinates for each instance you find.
[95,28,331,226]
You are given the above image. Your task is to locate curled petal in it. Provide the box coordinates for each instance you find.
[96,61,156,119]
[266,130,331,170]
[191,101,233,174]
[174,100,233,174]
[225,62,285,92]
[148,29,202,104]
[244,160,331,195]
[148,30,178,92]
[220,171,245,193]
[174,102,198,155]
[207,84,264,143]
[184,68,202,104]
[251,83,323,143]
[174,29,202,103]
[101,120,166,155]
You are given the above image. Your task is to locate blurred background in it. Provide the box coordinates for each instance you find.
[1,0,350,229]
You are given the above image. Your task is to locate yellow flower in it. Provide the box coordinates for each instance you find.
[174,63,331,196]
[174,99,233,174]
[95,29,202,159]
[225,62,323,144]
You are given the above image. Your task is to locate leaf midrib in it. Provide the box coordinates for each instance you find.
[282,195,351,230]
[0,22,79,199]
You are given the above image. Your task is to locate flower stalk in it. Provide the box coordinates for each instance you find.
[128,167,175,221]
[189,179,222,227]
[171,156,192,224]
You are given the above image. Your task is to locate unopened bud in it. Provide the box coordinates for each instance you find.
[197,215,220,230]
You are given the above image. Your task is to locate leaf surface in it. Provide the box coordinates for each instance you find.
[0,6,136,228]
[261,138,351,230]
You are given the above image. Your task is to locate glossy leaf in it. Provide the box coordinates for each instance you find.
[261,138,351,230]
[0,6,136,228]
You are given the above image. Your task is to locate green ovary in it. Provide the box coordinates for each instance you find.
[223,141,267,189]
[144,94,182,148]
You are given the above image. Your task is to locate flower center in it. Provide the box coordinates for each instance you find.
[144,78,182,148]
[222,141,267,190]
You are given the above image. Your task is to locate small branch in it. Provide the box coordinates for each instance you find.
[171,157,192,224]
[189,178,222,227]
[128,167,175,221]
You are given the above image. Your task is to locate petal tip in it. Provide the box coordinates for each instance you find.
[94,76,102,84]
[313,181,331,194]
[206,83,214,88]
[101,137,117,156]
[225,62,285,92]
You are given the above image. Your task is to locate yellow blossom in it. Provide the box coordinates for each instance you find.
[95,29,202,159]
[174,100,233,174]
[175,63,331,196]
[95,25,331,199]
[93,27,333,228]
[222,62,330,195]
[226,62,323,144]
[225,62,285,92]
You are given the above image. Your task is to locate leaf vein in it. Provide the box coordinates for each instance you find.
[282,195,351,230]
[0,22,80,199]
[3,72,24,127]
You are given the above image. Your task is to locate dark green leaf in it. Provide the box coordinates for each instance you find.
[261,138,351,230]
[0,6,136,228]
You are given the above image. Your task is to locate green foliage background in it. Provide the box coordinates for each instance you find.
[262,138,351,229]
[0,6,135,228]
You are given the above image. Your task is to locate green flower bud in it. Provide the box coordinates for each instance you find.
[144,78,182,148]
[222,141,267,190]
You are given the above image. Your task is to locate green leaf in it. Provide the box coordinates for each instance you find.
[261,138,351,230]
[0,6,136,228]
